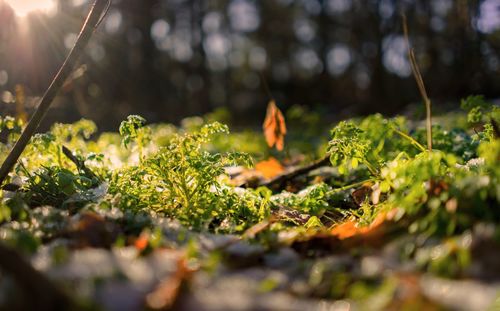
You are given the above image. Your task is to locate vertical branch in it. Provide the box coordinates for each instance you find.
[0,0,110,185]
[402,14,433,151]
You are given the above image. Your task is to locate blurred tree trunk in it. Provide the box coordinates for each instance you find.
[122,0,162,121]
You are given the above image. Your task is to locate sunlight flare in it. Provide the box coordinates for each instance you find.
[4,0,56,17]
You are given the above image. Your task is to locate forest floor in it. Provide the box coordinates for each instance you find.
[0,97,499,310]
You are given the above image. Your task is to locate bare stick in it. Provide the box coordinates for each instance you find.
[243,155,330,190]
[402,14,432,151]
[0,0,110,185]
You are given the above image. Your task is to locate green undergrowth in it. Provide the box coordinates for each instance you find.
[0,96,499,276]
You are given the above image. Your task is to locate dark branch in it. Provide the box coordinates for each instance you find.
[0,0,110,185]
[246,155,331,190]
[402,13,433,151]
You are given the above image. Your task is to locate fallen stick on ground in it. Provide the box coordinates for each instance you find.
[246,154,331,190]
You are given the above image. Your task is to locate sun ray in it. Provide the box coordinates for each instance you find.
[4,0,56,17]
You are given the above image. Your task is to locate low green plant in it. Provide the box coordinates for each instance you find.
[0,116,24,164]
[119,115,152,160]
[327,108,499,239]
[461,95,499,141]
[1,97,497,241]
[0,115,24,143]
[17,164,100,208]
[15,119,99,172]
[111,120,258,231]
[327,115,422,177]
[328,121,377,176]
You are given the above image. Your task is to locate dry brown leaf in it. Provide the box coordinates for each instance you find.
[351,182,374,206]
[65,212,120,248]
[145,254,194,310]
[263,100,287,151]
[255,157,285,179]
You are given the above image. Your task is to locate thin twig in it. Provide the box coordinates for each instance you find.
[96,0,112,28]
[402,14,432,151]
[259,71,274,101]
[247,155,331,190]
[392,128,426,152]
[0,0,110,186]
[327,178,376,195]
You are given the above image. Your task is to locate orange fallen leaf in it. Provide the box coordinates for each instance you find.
[330,220,359,240]
[331,212,389,240]
[290,209,400,253]
[255,157,285,179]
[263,100,287,151]
[134,231,149,251]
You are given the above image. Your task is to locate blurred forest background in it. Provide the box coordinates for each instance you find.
[0,0,499,131]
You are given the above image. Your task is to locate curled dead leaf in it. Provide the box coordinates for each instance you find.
[263,100,287,151]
